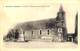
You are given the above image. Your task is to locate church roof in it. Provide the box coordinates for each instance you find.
[14,18,56,31]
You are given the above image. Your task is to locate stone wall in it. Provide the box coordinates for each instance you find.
[24,29,59,42]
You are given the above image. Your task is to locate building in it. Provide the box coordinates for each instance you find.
[67,12,78,44]
[4,5,77,42]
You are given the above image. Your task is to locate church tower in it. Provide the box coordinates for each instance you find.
[56,5,67,42]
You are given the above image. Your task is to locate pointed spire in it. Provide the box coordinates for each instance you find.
[59,5,64,12]
[56,5,65,20]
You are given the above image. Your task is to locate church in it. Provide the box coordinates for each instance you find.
[3,6,78,43]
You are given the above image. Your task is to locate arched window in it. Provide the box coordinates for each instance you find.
[32,30,33,35]
[48,30,49,35]
[40,30,42,35]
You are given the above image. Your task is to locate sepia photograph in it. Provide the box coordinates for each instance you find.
[0,0,79,51]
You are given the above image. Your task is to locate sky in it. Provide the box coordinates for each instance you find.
[0,0,80,35]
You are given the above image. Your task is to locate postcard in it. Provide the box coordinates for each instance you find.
[0,0,79,51]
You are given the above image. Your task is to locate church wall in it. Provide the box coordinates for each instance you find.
[24,28,58,41]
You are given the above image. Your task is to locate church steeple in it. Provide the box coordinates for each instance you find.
[56,5,65,21]
[56,5,67,42]
[59,5,64,12]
